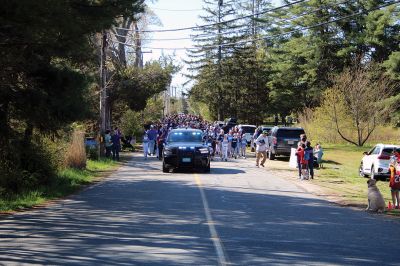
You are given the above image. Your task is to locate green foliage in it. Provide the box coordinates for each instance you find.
[113,61,173,111]
[188,0,400,123]
[0,159,117,211]
[0,0,145,195]
[120,110,144,137]
[0,134,64,196]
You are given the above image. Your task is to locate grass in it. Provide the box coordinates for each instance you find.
[266,143,400,213]
[0,159,119,212]
[302,143,399,211]
[312,143,376,206]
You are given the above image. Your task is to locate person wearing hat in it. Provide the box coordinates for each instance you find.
[255,130,270,167]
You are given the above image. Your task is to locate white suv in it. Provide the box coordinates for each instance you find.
[359,144,399,179]
[238,124,257,145]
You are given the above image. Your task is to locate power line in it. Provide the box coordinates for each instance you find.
[110,1,400,50]
[150,7,203,12]
[116,0,309,33]
[111,0,355,42]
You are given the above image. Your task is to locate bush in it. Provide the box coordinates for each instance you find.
[298,108,400,146]
[0,135,62,195]
[64,130,86,169]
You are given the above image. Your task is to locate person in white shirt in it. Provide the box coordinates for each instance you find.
[255,130,269,167]
[221,134,229,162]
[143,132,149,160]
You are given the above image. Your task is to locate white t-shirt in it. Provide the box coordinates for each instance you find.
[255,135,269,152]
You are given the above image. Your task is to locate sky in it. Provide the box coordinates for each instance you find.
[142,0,280,96]
[144,0,206,97]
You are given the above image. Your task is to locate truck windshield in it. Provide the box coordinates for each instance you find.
[168,131,203,143]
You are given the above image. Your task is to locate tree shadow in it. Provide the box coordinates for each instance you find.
[323,160,342,165]
[0,164,398,265]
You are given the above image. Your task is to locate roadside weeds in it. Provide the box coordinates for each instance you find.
[0,153,132,214]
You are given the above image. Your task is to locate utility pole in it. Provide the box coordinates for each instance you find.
[134,22,143,68]
[99,30,108,157]
[252,0,255,36]
[217,0,223,121]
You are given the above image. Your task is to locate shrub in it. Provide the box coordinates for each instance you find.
[0,134,61,195]
[65,130,86,169]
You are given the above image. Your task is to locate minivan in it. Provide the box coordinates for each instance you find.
[268,126,305,160]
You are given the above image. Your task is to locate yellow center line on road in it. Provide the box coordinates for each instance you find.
[194,173,228,266]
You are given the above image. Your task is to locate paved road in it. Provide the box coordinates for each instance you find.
[1,153,400,265]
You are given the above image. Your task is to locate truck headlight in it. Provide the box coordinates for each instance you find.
[164,147,173,155]
[199,148,209,154]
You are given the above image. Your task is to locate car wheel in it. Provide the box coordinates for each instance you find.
[359,162,367,177]
[269,150,275,160]
[162,161,169,173]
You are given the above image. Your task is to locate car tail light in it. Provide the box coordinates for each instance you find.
[377,154,391,160]
[273,137,277,145]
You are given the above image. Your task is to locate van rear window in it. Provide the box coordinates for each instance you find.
[277,129,305,138]
[241,126,256,134]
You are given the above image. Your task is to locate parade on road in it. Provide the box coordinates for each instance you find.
[3,0,400,264]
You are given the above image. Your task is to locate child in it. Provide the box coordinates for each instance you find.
[314,143,324,168]
[241,133,247,158]
[389,149,400,209]
[297,143,308,180]
[231,133,238,159]
[221,134,229,162]
[304,141,314,179]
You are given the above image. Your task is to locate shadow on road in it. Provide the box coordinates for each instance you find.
[0,162,398,265]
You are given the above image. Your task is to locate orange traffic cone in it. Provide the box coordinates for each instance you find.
[388,201,393,210]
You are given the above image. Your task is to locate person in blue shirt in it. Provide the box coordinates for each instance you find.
[304,141,314,179]
[147,125,158,156]
[111,127,121,161]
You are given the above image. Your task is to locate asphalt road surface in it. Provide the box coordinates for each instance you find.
[1,153,400,266]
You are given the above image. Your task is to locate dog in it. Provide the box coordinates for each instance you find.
[366,179,386,213]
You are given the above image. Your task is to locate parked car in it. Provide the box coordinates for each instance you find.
[162,128,211,173]
[359,144,399,180]
[238,124,257,144]
[267,126,305,160]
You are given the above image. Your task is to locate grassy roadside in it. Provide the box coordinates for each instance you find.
[0,159,120,212]
[266,144,399,214]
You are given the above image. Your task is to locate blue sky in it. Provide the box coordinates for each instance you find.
[144,0,279,95]
[145,0,206,95]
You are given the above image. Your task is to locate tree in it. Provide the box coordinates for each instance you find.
[0,0,145,191]
[315,64,395,146]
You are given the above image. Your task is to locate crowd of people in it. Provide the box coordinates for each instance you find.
[140,115,326,179]
[141,114,251,161]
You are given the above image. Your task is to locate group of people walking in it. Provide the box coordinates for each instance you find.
[210,127,248,161]
[140,114,325,181]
